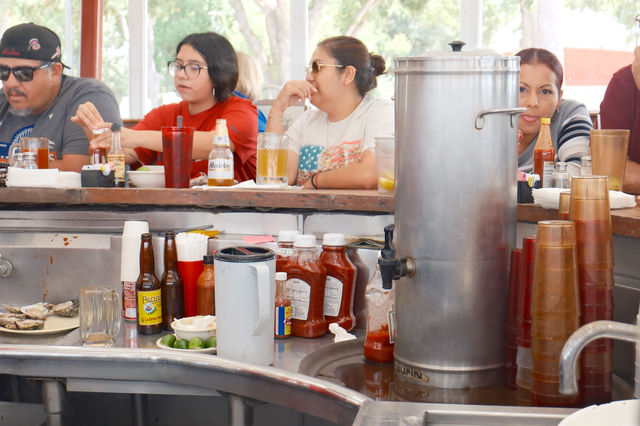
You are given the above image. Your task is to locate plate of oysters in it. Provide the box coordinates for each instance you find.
[0,301,79,334]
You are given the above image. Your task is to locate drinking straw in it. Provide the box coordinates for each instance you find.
[177,115,183,128]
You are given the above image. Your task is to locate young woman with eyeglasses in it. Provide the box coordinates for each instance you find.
[72,32,258,182]
[266,36,394,189]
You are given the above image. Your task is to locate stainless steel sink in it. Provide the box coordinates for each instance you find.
[300,339,634,425]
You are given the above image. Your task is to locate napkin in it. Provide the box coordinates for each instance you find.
[328,323,357,342]
[121,221,149,281]
[6,167,82,188]
[532,188,637,210]
[176,232,208,262]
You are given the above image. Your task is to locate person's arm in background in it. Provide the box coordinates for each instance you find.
[221,99,258,177]
[556,101,591,177]
[59,85,122,172]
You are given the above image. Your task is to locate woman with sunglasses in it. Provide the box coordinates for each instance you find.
[266,36,393,189]
[73,32,258,182]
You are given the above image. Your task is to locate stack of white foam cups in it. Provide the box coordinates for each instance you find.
[121,221,149,321]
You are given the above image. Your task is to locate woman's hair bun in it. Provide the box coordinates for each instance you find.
[370,53,386,77]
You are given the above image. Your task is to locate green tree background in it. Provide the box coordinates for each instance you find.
[0,0,637,116]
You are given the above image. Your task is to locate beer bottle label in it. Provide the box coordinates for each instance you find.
[137,289,162,325]
[208,158,233,180]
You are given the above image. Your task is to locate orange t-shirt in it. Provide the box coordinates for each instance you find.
[133,96,258,182]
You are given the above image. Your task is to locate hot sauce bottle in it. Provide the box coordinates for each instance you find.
[283,234,327,338]
[275,230,300,272]
[196,255,215,316]
[274,272,291,339]
[319,233,356,332]
[136,233,162,335]
[533,117,555,188]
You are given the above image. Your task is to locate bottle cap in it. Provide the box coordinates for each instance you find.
[322,233,345,246]
[294,234,316,248]
[278,230,300,243]
[275,272,287,281]
[541,117,551,125]
[203,255,214,264]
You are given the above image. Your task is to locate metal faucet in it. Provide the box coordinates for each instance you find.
[559,320,639,395]
[0,254,14,278]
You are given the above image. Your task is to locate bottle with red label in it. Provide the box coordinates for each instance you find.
[274,271,291,339]
[319,233,356,332]
[276,230,300,272]
[282,234,327,338]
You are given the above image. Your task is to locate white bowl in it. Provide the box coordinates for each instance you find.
[171,315,216,341]
[128,168,165,188]
[559,399,640,425]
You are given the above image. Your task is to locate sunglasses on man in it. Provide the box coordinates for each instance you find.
[0,63,52,82]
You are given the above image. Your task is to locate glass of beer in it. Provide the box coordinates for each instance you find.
[257,133,288,186]
[20,137,51,169]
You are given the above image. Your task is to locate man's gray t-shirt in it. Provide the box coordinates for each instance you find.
[0,75,121,161]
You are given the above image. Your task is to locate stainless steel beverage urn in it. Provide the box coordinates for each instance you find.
[379,42,524,389]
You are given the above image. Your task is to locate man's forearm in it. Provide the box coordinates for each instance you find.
[623,159,640,195]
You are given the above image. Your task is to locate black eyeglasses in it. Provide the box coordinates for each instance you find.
[305,60,346,75]
[167,60,208,80]
[0,63,52,82]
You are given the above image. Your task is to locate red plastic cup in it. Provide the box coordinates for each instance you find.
[177,259,204,317]
[517,236,536,348]
[161,126,194,188]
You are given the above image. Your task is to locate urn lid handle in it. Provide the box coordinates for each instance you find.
[448,40,466,52]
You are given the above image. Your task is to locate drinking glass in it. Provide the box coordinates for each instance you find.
[79,285,121,346]
[257,133,288,186]
[590,129,629,191]
[161,126,194,188]
[375,135,394,194]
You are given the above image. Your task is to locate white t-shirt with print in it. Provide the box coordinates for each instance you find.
[286,94,394,185]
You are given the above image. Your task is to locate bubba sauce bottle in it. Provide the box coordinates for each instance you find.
[283,235,327,338]
[160,231,184,330]
[319,233,356,332]
[275,230,300,272]
[207,119,234,186]
[136,233,162,335]
[274,272,291,339]
[533,117,555,188]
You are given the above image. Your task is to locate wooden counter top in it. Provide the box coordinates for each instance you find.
[1,187,639,238]
[0,187,395,214]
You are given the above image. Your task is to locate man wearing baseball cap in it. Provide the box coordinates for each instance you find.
[0,23,121,172]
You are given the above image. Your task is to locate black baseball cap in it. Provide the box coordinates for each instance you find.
[0,23,69,68]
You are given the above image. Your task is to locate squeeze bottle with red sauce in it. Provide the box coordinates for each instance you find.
[196,255,215,316]
[275,230,300,272]
[283,234,327,338]
[363,262,394,363]
[319,233,356,332]
[533,117,555,188]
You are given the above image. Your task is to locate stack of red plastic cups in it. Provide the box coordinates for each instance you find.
[569,175,615,406]
[530,220,581,407]
[505,248,522,389]
[516,235,536,405]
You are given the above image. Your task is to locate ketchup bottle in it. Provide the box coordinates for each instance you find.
[319,233,356,332]
[276,230,299,272]
[283,234,327,338]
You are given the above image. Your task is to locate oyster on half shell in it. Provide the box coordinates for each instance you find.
[52,301,78,317]
[20,303,52,320]
[2,304,22,314]
[4,319,45,330]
